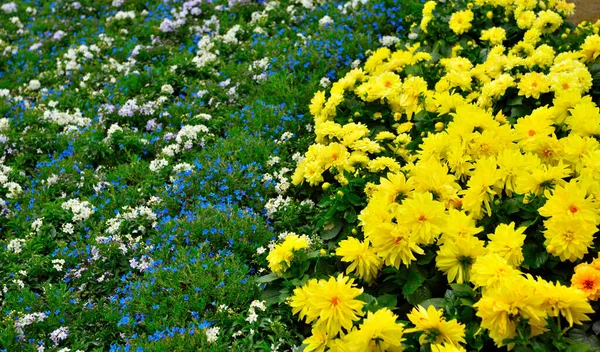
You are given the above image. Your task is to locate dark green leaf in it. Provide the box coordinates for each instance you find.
[419,298,445,310]
[321,221,343,240]
[377,294,398,310]
[255,273,279,283]
[403,270,426,296]
[344,208,357,223]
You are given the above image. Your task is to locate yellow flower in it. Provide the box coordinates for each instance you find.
[470,253,522,290]
[267,234,310,275]
[513,106,555,145]
[460,157,500,219]
[369,221,424,269]
[581,34,600,62]
[290,279,319,321]
[566,99,600,137]
[303,326,330,352]
[533,10,563,33]
[517,72,550,99]
[310,91,327,117]
[513,161,571,196]
[440,209,483,242]
[487,222,527,267]
[397,191,447,244]
[336,237,382,284]
[431,343,466,352]
[436,236,487,284]
[449,10,474,35]
[480,27,506,45]
[544,216,597,262]
[296,274,365,336]
[538,182,600,224]
[474,278,547,348]
[345,308,406,351]
[378,172,415,204]
[516,10,536,30]
[537,279,593,327]
[406,305,466,346]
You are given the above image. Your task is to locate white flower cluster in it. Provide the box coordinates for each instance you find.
[245,300,267,323]
[7,238,26,254]
[318,15,334,27]
[27,79,41,91]
[52,259,66,271]
[105,123,123,142]
[104,205,158,236]
[61,198,95,222]
[379,35,400,47]
[205,326,220,343]
[1,2,17,13]
[251,57,270,82]
[222,24,242,45]
[129,254,154,272]
[42,108,91,128]
[149,158,168,172]
[192,36,218,68]
[4,181,23,199]
[111,10,135,21]
[264,195,292,218]
[31,217,43,232]
[14,312,48,340]
[160,84,174,95]
[56,45,97,75]
[49,326,69,346]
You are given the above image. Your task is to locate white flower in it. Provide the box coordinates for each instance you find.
[246,310,258,323]
[205,326,220,343]
[27,79,41,91]
[379,35,400,47]
[319,77,331,88]
[160,84,174,95]
[408,32,418,40]
[256,246,266,255]
[149,159,168,172]
[318,15,333,27]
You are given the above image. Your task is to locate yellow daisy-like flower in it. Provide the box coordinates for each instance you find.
[486,222,527,267]
[480,27,506,45]
[406,305,466,346]
[309,274,365,336]
[345,308,406,351]
[517,72,550,99]
[580,34,600,62]
[470,253,522,290]
[538,182,599,224]
[267,234,311,275]
[397,191,447,244]
[449,10,474,35]
[436,235,488,284]
[537,279,593,327]
[368,221,425,269]
[544,216,597,262]
[431,343,467,352]
[336,237,383,284]
[303,326,330,352]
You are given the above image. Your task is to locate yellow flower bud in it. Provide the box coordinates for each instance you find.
[322,182,331,191]
[486,11,493,19]
[435,122,444,131]
[354,112,361,117]
[320,249,327,255]
[337,190,344,197]
[351,228,358,235]
[373,112,382,119]
[467,3,473,9]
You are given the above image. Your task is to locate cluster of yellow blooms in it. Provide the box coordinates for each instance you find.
[274,0,600,350]
[266,233,310,275]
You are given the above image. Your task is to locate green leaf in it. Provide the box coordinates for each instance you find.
[376,294,398,310]
[419,298,445,310]
[406,286,432,306]
[344,207,357,223]
[255,273,279,284]
[321,221,343,240]
[403,270,426,296]
[449,284,474,297]
[522,244,549,269]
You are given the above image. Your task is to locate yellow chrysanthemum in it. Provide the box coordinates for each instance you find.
[544,216,597,262]
[406,305,466,346]
[449,10,474,35]
[303,326,330,352]
[267,234,311,275]
[538,182,600,224]
[397,191,447,244]
[336,237,382,284]
[470,253,522,290]
[518,72,550,99]
[537,279,593,327]
[344,308,405,351]
[486,222,527,267]
[436,236,488,284]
